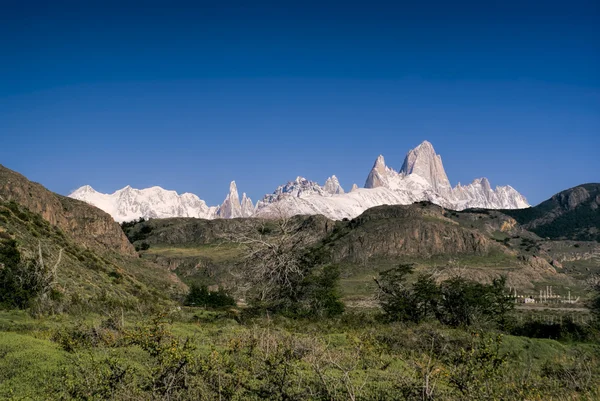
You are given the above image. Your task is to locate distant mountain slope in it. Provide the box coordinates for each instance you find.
[70,140,529,221]
[502,184,600,242]
[126,201,574,295]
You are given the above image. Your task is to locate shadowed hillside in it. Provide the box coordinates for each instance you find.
[502,183,600,242]
[0,165,186,312]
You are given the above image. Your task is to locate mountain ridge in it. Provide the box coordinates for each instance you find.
[69,140,530,222]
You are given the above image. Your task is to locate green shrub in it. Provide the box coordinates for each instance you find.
[184,284,236,308]
[375,265,514,328]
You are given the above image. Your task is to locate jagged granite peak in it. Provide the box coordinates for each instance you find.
[400,140,451,193]
[364,155,392,189]
[256,176,326,207]
[217,181,243,218]
[69,140,529,222]
[240,192,255,217]
[323,175,345,195]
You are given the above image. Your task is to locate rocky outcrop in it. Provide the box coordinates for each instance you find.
[323,204,503,263]
[0,164,136,256]
[364,155,388,189]
[323,175,345,195]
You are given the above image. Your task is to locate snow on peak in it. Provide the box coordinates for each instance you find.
[400,140,451,193]
[69,184,216,222]
[374,155,386,170]
[323,175,345,195]
[69,140,529,222]
[240,193,255,217]
[70,185,97,197]
[217,181,243,218]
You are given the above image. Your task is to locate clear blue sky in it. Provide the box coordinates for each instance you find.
[1,0,598,206]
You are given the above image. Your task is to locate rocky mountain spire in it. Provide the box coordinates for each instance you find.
[323,175,345,195]
[364,155,388,188]
[400,140,451,193]
[240,193,255,217]
[351,183,359,192]
[217,181,242,218]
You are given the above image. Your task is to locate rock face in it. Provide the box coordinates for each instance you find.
[324,204,498,263]
[216,181,243,219]
[70,140,529,222]
[257,141,529,218]
[323,175,345,195]
[240,193,255,217]
[0,164,136,256]
[399,140,452,194]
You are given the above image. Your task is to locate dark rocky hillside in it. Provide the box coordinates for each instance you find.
[0,164,135,256]
[502,184,600,242]
[314,203,508,264]
[0,165,186,310]
[128,201,584,295]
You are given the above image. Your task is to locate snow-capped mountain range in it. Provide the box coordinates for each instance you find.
[69,141,529,222]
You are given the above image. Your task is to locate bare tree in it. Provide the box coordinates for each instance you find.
[221,204,315,306]
[31,242,62,304]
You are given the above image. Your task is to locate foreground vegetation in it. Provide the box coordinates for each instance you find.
[0,308,599,401]
[1,198,599,399]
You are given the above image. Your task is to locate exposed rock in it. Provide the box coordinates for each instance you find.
[559,186,590,210]
[217,181,242,218]
[323,175,345,195]
[521,255,556,274]
[240,193,255,217]
[0,164,136,256]
[400,140,452,194]
[364,155,388,189]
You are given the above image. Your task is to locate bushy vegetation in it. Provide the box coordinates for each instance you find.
[0,310,598,400]
[2,197,599,399]
[184,284,236,308]
[0,238,61,312]
[375,264,514,328]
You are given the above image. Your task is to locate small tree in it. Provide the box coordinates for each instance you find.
[437,276,514,328]
[296,264,345,318]
[184,284,236,308]
[0,240,62,311]
[374,264,439,323]
[223,207,343,317]
[375,264,513,327]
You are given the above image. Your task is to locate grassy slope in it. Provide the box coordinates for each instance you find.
[0,200,185,311]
